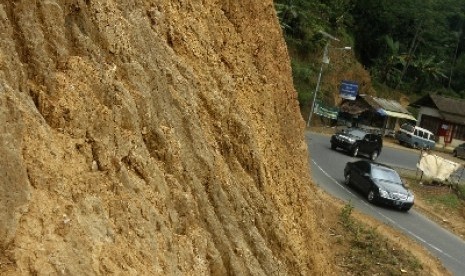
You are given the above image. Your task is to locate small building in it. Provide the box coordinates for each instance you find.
[409,93,465,148]
[339,95,416,136]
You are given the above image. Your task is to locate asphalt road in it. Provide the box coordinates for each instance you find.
[306,131,465,276]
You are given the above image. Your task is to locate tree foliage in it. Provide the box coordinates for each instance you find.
[274,0,465,101]
[274,0,353,57]
[274,0,355,109]
[350,0,465,95]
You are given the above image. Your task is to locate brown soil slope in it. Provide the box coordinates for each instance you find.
[0,1,335,275]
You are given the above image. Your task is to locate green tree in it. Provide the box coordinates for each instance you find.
[350,0,465,96]
[410,55,447,92]
[377,35,404,86]
[274,0,465,105]
[451,54,465,93]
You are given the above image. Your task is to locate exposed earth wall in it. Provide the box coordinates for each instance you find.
[0,1,333,274]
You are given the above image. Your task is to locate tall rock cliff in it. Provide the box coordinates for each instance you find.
[0,1,334,274]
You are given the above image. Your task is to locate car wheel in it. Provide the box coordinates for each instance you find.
[344,173,351,186]
[370,150,379,161]
[331,143,337,150]
[453,150,457,157]
[413,143,418,149]
[367,189,376,203]
[351,146,359,157]
[400,205,412,212]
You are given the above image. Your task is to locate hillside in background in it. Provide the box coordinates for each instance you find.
[275,0,465,120]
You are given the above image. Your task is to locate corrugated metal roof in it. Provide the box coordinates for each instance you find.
[369,96,410,114]
[441,112,465,125]
[384,110,417,121]
[361,95,412,114]
[430,94,465,117]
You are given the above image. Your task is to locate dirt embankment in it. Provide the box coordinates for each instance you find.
[0,1,335,274]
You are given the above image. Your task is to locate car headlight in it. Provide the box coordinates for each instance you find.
[347,137,356,143]
[407,194,414,202]
[378,189,389,199]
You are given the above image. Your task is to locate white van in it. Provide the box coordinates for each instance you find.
[395,124,436,149]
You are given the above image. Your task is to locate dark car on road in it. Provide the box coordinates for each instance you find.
[453,143,465,159]
[330,128,383,160]
[344,160,414,211]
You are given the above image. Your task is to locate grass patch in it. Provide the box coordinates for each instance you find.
[425,194,460,209]
[399,170,464,211]
[333,202,423,275]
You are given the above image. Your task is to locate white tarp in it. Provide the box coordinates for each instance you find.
[417,153,461,181]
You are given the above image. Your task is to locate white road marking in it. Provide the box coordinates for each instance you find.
[311,159,462,265]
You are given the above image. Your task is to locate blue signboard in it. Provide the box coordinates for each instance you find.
[340,80,359,100]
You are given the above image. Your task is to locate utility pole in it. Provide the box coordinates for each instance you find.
[307,42,329,127]
[307,31,349,127]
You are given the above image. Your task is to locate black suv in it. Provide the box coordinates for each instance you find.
[330,128,383,160]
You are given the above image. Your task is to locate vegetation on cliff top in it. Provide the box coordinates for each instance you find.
[275,0,465,112]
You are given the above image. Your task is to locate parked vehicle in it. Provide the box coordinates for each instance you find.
[344,160,414,211]
[395,123,435,149]
[453,143,465,159]
[330,128,383,160]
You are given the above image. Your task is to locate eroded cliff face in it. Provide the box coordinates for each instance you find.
[0,1,334,274]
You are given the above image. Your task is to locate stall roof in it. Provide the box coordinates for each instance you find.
[364,96,411,114]
[410,93,465,115]
[340,95,416,120]
[410,93,465,125]
[339,98,370,115]
[384,110,417,121]
[361,95,416,120]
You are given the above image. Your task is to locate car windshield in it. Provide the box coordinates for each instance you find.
[344,129,366,139]
[371,167,402,184]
